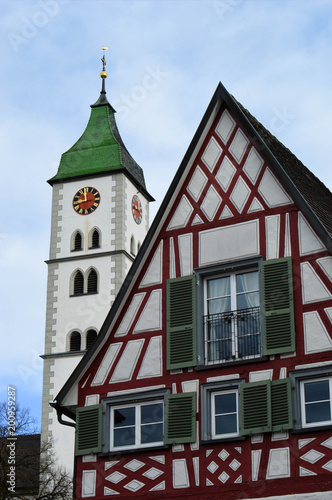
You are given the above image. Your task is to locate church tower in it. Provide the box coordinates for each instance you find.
[41,51,154,472]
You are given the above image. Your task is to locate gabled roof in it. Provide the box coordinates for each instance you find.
[48,84,154,201]
[55,81,332,416]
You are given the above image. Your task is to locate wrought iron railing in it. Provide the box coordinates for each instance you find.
[204,306,261,364]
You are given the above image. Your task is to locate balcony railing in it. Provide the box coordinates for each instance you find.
[204,306,261,365]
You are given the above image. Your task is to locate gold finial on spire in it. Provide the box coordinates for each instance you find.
[100,46,108,79]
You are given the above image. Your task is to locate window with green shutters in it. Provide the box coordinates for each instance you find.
[261,257,295,355]
[166,275,197,370]
[75,404,103,456]
[164,392,197,444]
[240,378,293,435]
[167,257,295,369]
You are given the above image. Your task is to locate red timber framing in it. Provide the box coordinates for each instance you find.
[55,82,332,499]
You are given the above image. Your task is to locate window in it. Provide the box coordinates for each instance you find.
[204,269,260,364]
[86,329,97,350]
[87,269,98,293]
[75,390,197,456]
[71,268,98,296]
[290,366,332,431]
[301,378,332,428]
[110,401,164,451]
[89,228,100,249]
[73,271,84,295]
[201,380,243,442]
[130,235,136,256]
[73,231,83,251]
[69,331,81,351]
[166,256,295,370]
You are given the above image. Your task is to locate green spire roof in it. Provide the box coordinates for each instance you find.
[48,89,147,190]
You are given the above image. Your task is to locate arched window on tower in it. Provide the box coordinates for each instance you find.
[87,269,98,293]
[69,331,81,352]
[137,241,141,253]
[91,229,100,249]
[73,231,83,251]
[86,329,97,350]
[73,270,84,295]
[130,235,136,256]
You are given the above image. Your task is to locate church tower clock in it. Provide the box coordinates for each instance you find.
[41,51,154,473]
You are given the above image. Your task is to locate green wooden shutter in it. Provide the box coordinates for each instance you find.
[75,404,103,456]
[166,275,197,369]
[164,392,197,444]
[240,381,271,435]
[261,257,295,355]
[271,379,293,432]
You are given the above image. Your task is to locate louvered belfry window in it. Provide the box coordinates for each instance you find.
[73,271,84,295]
[70,331,81,352]
[91,229,100,248]
[74,232,82,251]
[87,269,98,293]
[86,330,97,350]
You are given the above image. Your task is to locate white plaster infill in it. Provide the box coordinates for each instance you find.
[199,219,259,266]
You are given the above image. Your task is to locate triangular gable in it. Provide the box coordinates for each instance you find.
[55,82,332,414]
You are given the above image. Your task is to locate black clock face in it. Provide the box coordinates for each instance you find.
[132,194,143,224]
[73,187,101,215]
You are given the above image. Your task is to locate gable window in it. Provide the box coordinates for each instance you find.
[110,401,164,450]
[290,366,332,431]
[205,269,260,364]
[166,257,295,370]
[75,390,197,456]
[301,378,332,428]
[201,380,243,442]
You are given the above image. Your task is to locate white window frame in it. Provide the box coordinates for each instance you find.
[201,379,244,442]
[197,260,262,366]
[211,388,239,439]
[102,389,169,454]
[300,377,332,429]
[109,400,164,451]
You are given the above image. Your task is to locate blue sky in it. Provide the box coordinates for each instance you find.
[1,0,331,430]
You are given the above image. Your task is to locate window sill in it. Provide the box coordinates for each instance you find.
[70,291,98,297]
[99,444,169,457]
[291,425,332,435]
[195,356,268,371]
[201,436,245,445]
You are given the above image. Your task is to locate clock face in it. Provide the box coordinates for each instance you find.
[73,187,101,215]
[132,194,143,224]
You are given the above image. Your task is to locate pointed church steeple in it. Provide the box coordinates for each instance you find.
[49,49,153,200]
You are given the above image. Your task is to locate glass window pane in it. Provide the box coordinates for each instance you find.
[207,277,230,299]
[141,403,163,424]
[113,427,135,447]
[236,271,259,293]
[214,393,236,414]
[215,414,237,435]
[113,407,135,428]
[141,423,163,444]
[304,380,330,403]
[305,401,331,424]
[208,297,231,314]
[237,291,260,310]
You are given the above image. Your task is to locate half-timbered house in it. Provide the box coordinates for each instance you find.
[54,82,332,499]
